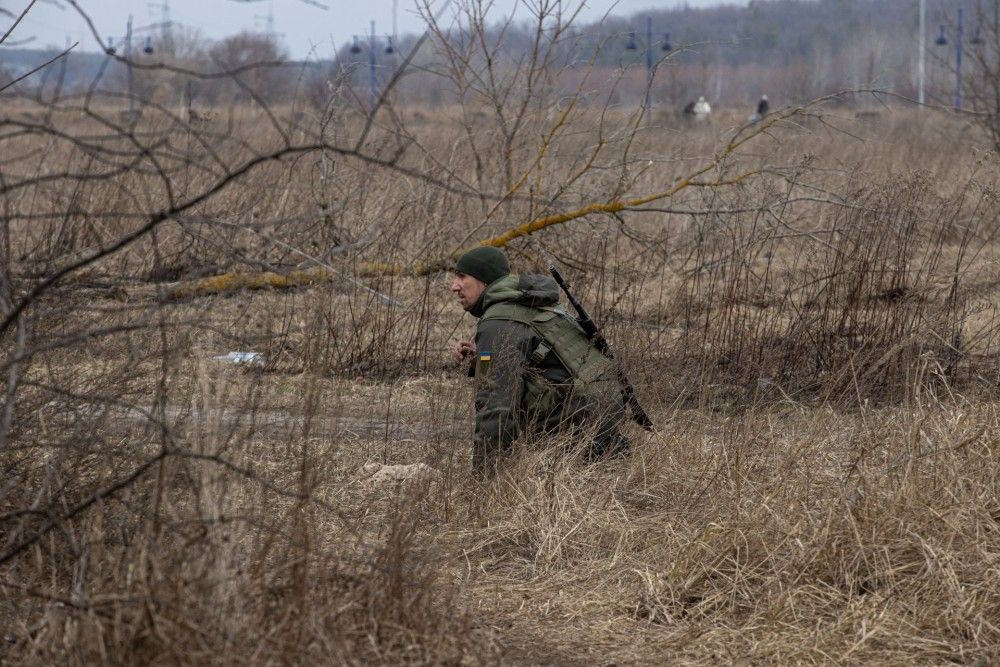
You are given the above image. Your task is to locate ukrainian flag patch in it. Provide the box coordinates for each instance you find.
[476,350,493,378]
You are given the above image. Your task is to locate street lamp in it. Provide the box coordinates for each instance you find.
[934,7,962,110]
[918,0,926,106]
[349,21,396,114]
[624,16,671,110]
[125,15,137,120]
[934,7,972,110]
[103,16,161,122]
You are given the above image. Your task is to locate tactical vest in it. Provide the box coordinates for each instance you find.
[480,302,615,418]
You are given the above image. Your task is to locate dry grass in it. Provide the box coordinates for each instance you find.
[9,359,997,663]
[3,59,1000,664]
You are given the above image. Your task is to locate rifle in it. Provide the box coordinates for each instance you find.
[549,266,654,431]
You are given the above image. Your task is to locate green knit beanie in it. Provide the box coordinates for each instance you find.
[455,246,510,286]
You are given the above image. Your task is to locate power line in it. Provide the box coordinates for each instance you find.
[146,0,172,53]
[255,2,281,41]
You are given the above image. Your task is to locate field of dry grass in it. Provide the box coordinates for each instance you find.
[3,51,1000,664]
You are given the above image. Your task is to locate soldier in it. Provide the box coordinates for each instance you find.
[450,247,628,473]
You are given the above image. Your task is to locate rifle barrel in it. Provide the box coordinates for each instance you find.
[549,266,653,431]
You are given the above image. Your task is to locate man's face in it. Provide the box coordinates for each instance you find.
[451,271,486,310]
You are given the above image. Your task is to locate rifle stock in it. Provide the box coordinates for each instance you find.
[549,267,654,431]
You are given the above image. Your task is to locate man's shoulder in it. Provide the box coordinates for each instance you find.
[481,300,558,321]
[477,311,532,331]
[475,311,535,343]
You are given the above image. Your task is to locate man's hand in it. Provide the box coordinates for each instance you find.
[451,340,475,364]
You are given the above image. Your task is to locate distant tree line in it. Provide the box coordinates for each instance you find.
[0,0,979,112]
[330,0,963,111]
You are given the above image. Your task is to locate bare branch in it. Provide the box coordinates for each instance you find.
[0,43,76,94]
[0,0,37,46]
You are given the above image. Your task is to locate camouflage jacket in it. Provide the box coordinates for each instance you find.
[467,274,625,472]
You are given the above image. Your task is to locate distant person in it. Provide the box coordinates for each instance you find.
[692,96,711,118]
[757,94,770,117]
[450,247,628,474]
[749,94,770,123]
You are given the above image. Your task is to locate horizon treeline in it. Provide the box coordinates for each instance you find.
[0,0,973,112]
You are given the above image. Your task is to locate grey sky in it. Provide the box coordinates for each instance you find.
[5,0,732,60]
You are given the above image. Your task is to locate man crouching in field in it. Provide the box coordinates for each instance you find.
[450,247,628,474]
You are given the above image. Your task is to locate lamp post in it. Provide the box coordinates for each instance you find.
[625,16,671,110]
[125,15,136,118]
[350,21,395,115]
[935,6,982,110]
[918,0,926,106]
[105,17,161,122]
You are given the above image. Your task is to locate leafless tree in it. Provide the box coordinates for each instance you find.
[3,0,999,661]
[961,0,1000,152]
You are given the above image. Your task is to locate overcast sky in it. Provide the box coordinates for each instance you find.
[4,0,733,59]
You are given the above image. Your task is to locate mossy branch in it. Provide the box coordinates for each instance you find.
[165,106,799,298]
[165,267,338,300]
[167,165,760,299]
[355,168,761,277]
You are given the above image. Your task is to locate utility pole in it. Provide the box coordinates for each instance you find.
[266,3,276,41]
[126,15,136,117]
[645,16,653,109]
[935,7,978,111]
[369,20,378,113]
[918,0,925,106]
[256,3,279,42]
[626,17,670,111]
[147,0,172,54]
[956,6,963,110]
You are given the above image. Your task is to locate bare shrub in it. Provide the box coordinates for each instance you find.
[2,0,1000,663]
[650,169,1000,404]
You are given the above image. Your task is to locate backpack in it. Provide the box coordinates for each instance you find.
[481,302,616,419]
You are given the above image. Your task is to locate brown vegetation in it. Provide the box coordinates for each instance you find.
[2,1,1000,663]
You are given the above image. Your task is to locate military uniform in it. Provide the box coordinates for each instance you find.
[466,273,627,472]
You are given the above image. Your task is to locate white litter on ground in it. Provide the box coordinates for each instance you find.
[212,351,264,365]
